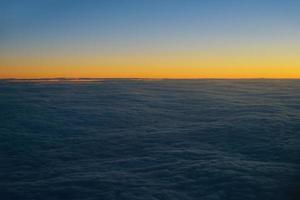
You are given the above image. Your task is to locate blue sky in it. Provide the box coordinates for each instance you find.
[1,0,300,78]
[2,0,299,44]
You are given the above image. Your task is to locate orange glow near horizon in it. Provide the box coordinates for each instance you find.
[1,52,300,79]
[1,65,299,79]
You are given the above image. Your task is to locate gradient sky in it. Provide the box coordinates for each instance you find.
[1,0,300,78]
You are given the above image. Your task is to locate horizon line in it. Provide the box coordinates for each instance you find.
[1,77,300,81]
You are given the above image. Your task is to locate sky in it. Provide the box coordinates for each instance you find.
[1,0,300,78]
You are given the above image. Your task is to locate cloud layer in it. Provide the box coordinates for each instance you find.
[0,79,299,200]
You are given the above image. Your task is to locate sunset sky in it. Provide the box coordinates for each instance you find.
[1,0,300,78]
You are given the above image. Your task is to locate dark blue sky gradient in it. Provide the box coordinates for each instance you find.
[1,0,300,44]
